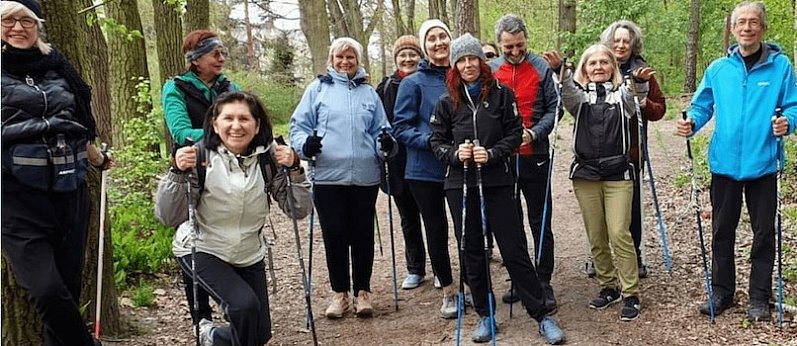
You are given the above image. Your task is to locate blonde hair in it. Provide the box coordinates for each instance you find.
[327,37,362,68]
[574,44,621,86]
[0,1,50,54]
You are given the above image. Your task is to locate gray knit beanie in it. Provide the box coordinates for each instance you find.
[450,33,486,64]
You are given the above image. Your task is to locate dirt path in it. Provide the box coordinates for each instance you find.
[114,118,796,345]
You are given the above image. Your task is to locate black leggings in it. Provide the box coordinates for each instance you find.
[407,180,454,287]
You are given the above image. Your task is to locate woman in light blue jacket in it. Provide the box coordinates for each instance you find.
[290,37,396,319]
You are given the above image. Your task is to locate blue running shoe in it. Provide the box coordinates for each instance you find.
[539,316,565,345]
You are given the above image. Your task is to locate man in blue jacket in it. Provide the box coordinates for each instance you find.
[677,0,797,322]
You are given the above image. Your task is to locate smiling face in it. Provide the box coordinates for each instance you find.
[212,101,258,155]
[1,11,38,49]
[395,48,421,75]
[456,56,481,83]
[332,47,358,78]
[193,46,227,82]
[732,5,766,55]
[424,27,451,66]
[498,31,527,65]
[584,51,614,83]
[612,27,632,62]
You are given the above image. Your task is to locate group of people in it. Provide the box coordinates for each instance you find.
[2,0,796,345]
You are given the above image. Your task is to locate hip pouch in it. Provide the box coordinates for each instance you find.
[597,154,630,179]
[5,134,87,192]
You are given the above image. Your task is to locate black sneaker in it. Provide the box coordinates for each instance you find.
[747,300,771,322]
[589,288,622,310]
[585,261,596,278]
[502,288,520,304]
[541,282,558,315]
[638,264,648,279]
[699,295,734,316]
[620,296,640,321]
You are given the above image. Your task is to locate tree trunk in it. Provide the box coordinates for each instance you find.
[244,0,260,71]
[406,0,416,34]
[152,0,183,152]
[326,0,384,73]
[298,0,331,74]
[1,2,121,344]
[106,0,152,147]
[558,0,576,53]
[392,0,406,35]
[379,12,387,78]
[684,0,700,93]
[184,0,210,34]
[455,0,476,37]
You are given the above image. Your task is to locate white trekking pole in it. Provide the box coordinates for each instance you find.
[94,143,109,339]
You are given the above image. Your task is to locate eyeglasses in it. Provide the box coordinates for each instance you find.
[735,19,761,28]
[207,47,228,59]
[485,52,497,59]
[1,17,36,29]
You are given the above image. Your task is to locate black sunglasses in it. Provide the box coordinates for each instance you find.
[485,52,497,59]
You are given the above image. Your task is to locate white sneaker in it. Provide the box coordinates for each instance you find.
[198,318,215,346]
[355,290,373,317]
[325,291,351,319]
[434,276,442,289]
[440,293,458,319]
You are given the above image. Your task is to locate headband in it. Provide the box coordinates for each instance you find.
[185,37,222,62]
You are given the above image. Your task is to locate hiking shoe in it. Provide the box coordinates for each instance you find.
[638,264,648,279]
[699,295,734,316]
[502,288,520,304]
[589,288,622,310]
[471,316,497,343]
[542,283,558,315]
[620,296,641,321]
[440,293,458,319]
[538,316,565,345]
[354,290,373,317]
[401,274,424,289]
[325,291,350,319]
[586,261,596,278]
[747,300,771,322]
[198,318,215,346]
[434,276,442,289]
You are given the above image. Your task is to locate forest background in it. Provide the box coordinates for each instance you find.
[1,0,796,343]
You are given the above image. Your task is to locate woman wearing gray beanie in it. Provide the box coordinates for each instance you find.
[430,33,566,345]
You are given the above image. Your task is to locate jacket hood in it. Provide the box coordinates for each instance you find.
[727,42,782,62]
[325,66,368,83]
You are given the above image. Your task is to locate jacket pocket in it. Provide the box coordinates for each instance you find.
[8,143,52,191]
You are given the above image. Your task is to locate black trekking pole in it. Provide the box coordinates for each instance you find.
[277,136,319,345]
[474,139,497,346]
[185,138,202,346]
[775,108,785,328]
[374,215,384,256]
[456,139,471,346]
[381,127,399,311]
[305,130,318,329]
[682,111,715,323]
[629,76,672,272]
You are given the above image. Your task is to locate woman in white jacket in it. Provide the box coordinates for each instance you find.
[157,91,311,346]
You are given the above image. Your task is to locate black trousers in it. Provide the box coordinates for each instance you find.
[179,255,213,324]
[179,253,270,346]
[630,164,644,266]
[392,187,425,275]
[710,173,776,302]
[516,156,555,282]
[407,180,454,287]
[314,185,378,294]
[1,178,94,346]
[447,185,547,321]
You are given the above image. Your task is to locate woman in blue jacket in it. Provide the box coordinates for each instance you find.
[392,19,459,319]
[290,37,395,319]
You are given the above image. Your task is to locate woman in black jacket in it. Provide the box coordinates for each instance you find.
[430,33,565,345]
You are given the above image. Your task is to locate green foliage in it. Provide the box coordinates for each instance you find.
[86,13,144,42]
[131,281,156,307]
[110,79,174,288]
[265,33,296,83]
[227,71,300,126]
[674,135,711,189]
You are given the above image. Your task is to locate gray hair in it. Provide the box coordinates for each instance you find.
[0,1,51,55]
[494,14,528,43]
[574,44,622,87]
[327,37,363,67]
[599,20,644,58]
[731,1,768,29]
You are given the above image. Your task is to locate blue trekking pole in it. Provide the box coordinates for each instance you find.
[381,127,399,311]
[276,136,319,345]
[474,139,497,346]
[775,108,785,328]
[456,139,471,346]
[306,130,318,329]
[537,58,567,266]
[683,111,715,322]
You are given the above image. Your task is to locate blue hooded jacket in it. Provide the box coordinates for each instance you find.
[689,43,797,180]
[392,59,448,182]
[289,66,393,186]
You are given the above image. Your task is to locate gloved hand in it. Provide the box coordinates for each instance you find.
[303,135,323,158]
[378,131,394,154]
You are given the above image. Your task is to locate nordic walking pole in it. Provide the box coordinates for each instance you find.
[683,111,715,323]
[305,130,318,329]
[381,127,400,311]
[374,215,384,256]
[456,139,471,346]
[775,108,785,328]
[474,139,497,346]
[184,137,201,346]
[277,136,319,345]
[93,143,109,340]
[629,75,672,272]
[537,58,567,267]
